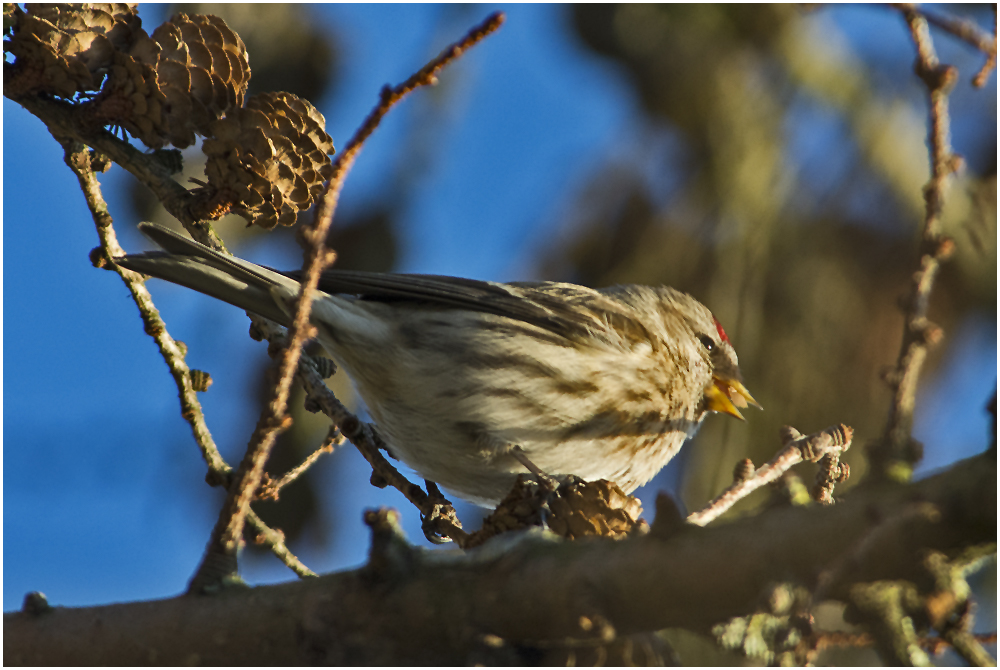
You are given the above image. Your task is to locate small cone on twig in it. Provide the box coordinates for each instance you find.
[199,91,336,228]
[464,476,643,548]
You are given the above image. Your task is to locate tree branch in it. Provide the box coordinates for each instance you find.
[59,139,230,476]
[6,449,993,665]
[889,4,996,87]
[6,94,229,251]
[871,5,963,482]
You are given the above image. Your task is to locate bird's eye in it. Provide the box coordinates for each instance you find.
[698,334,715,351]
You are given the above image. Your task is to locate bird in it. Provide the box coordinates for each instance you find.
[117,222,758,506]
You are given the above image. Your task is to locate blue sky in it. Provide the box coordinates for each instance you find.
[4,4,995,611]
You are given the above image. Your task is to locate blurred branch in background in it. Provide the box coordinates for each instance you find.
[549,5,995,663]
[892,2,997,88]
[868,4,964,483]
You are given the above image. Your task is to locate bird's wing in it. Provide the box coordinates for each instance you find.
[287,270,640,345]
[121,223,646,347]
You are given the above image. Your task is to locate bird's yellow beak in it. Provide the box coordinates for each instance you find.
[705,378,761,420]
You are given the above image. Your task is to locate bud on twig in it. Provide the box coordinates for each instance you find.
[190,369,212,392]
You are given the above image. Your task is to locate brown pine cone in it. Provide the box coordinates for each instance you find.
[149,13,250,145]
[199,91,335,228]
[4,3,141,98]
[87,12,249,149]
[463,476,644,548]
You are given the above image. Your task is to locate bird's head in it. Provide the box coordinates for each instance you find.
[657,288,760,420]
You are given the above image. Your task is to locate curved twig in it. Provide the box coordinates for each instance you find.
[249,317,469,546]
[59,139,230,476]
[688,425,853,526]
[258,426,344,502]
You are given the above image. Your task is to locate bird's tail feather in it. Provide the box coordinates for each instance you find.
[115,222,299,327]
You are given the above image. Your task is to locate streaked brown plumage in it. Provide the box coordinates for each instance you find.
[118,223,758,506]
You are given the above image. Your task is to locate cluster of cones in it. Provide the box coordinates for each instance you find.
[4,3,334,228]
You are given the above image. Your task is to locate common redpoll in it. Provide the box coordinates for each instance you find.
[118,223,758,506]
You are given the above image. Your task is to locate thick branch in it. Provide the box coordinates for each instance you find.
[6,450,993,665]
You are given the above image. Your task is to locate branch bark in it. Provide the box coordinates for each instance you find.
[6,449,993,665]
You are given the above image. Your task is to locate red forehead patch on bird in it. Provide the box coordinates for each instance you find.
[714,317,730,344]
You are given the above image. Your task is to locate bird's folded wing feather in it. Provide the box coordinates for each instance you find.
[124,222,647,347]
[291,270,638,345]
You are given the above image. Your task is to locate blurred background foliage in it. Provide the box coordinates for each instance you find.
[7,3,994,662]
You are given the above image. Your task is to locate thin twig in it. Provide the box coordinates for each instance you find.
[59,139,230,477]
[298,365,469,546]
[687,425,853,526]
[58,138,316,580]
[972,6,998,88]
[314,10,507,215]
[246,509,317,579]
[892,4,997,56]
[193,13,502,589]
[871,6,962,482]
[259,426,345,501]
